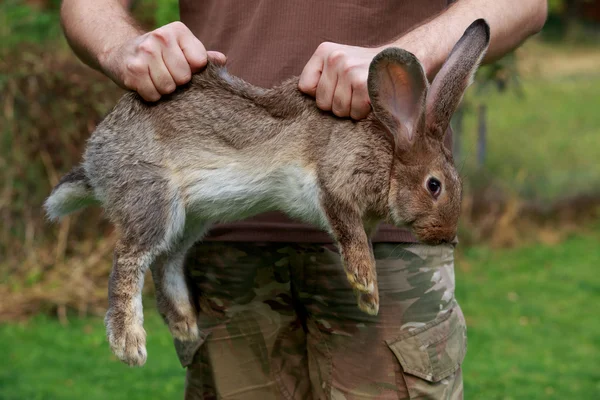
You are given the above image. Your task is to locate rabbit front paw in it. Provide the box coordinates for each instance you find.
[345,259,376,294]
[105,308,147,366]
[357,290,380,316]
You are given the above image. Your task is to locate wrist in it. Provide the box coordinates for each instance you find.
[97,28,143,79]
[388,28,446,81]
[97,41,117,74]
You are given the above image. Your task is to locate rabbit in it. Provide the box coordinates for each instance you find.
[44,19,490,366]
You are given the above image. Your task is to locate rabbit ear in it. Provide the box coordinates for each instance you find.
[426,19,491,140]
[368,48,428,150]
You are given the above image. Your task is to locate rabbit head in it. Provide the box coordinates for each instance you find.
[368,19,490,244]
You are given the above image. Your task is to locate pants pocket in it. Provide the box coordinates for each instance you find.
[386,307,467,399]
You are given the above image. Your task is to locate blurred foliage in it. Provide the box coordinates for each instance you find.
[474,52,523,96]
[548,0,569,13]
[154,0,180,27]
[548,0,595,14]
[0,1,61,50]
[0,45,122,319]
[543,0,600,42]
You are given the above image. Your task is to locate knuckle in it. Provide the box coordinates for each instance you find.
[343,63,359,77]
[343,63,366,79]
[354,76,368,91]
[169,21,186,32]
[327,49,346,67]
[316,42,333,54]
[138,40,157,55]
[150,29,170,45]
[125,59,146,74]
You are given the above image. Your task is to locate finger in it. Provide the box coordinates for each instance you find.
[134,38,174,98]
[349,74,371,120]
[161,43,193,86]
[134,73,162,102]
[207,51,227,64]
[146,51,177,95]
[315,60,338,112]
[178,32,208,72]
[298,54,325,97]
[331,74,353,117]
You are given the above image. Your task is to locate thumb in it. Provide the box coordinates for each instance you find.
[178,33,210,72]
[207,51,227,65]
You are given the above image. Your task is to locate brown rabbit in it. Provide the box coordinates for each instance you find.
[45,19,490,366]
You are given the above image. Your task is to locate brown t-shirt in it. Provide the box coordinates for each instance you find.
[179,0,450,243]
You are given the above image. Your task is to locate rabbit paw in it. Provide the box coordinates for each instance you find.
[105,308,147,367]
[357,291,380,316]
[166,311,200,342]
[156,296,200,341]
[346,261,376,294]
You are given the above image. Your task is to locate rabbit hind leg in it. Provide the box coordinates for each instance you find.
[151,220,210,342]
[104,182,187,366]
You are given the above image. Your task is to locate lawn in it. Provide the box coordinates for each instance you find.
[456,229,600,399]
[0,312,184,400]
[1,229,599,399]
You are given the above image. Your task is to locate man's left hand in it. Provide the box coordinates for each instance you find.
[298,42,381,120]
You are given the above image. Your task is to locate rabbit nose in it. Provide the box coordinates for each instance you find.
[438,231,457,244]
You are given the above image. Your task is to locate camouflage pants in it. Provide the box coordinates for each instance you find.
[175,243,467,400]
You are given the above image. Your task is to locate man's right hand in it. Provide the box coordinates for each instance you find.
[99,21,226,102]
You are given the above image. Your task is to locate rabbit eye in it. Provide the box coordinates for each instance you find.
[427,177,442,198]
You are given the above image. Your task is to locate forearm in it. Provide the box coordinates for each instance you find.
[60,1,225,101]
[394,0,548,79]
[60,0,143,73]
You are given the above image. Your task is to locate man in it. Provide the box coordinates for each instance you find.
[60,1,546,398]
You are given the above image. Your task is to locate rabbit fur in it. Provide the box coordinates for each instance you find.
[45,20,490,366]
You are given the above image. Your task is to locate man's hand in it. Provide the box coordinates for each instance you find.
[298,42,382,120]
[100,21,226,102]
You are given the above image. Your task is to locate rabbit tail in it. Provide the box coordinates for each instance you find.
[44,165,98,220]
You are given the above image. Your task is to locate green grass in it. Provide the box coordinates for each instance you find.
[0,312,184,400]
[457,230,600,399]
[1,231,599,399]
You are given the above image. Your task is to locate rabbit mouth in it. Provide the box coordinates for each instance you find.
[412,224,456,245]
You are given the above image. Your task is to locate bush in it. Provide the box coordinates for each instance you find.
[154,0,180,27]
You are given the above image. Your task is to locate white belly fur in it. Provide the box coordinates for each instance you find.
[180,163,327,227]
